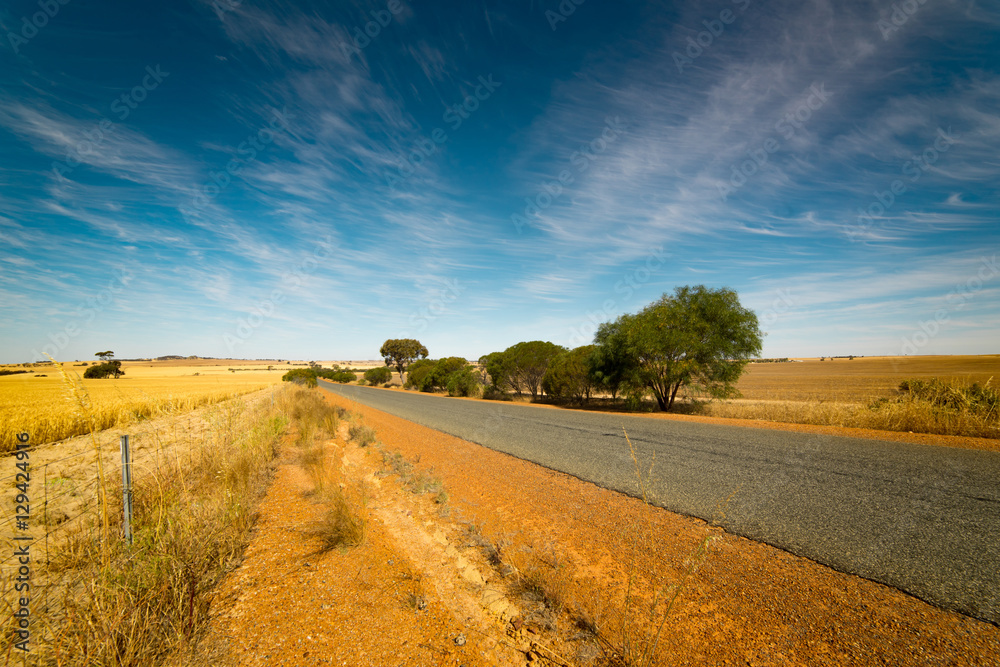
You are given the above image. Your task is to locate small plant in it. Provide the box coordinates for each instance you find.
[305,489,367,551]
[348,422,377,447]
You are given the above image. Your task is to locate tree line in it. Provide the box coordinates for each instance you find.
[381,285,763,412]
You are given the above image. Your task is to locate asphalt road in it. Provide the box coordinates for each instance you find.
[319,380,1000,624]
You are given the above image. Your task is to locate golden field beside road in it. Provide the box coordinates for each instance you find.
[0,359,286,453]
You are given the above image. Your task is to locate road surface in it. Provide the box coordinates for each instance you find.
[319,380,1000,624]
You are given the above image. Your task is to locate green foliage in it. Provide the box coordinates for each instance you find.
[363,366,392,385]
[379,338,429,383]
[281,368,317,388]
[595,285,762,411]
[446,366,481,397]
[587,336,635,400]
[83,361,125,379]
[404,357,475,393]
[503,340,566,400]
[479,351,514,392]
[542,346,596,403]
[314,368,357,383]
[404,358,437,390]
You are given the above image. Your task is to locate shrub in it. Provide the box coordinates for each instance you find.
[446,367,481,397]
[282,368,317,387]
[364,366,393,385]
[404,359,438,390]
[348,423,377,447]
[83,361,124,379]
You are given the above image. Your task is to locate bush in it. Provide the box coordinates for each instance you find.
[404,359,438,390]
[482,385,511,401]
[446,367,481,397]
[83,361,124,379]
[282,368,317,387]
[364,366,393,385]
[348,423,377,447]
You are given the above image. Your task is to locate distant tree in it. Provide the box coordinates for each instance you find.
[542,346,596,404]
[504,341,566,400]
[364,367,393,385]
[282,368,317,387]
[380,339,428,384]
[85,351,123,379]
[594,286,762,411]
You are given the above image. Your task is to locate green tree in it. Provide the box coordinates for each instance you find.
[588,334,633,400]
[404,358,437,390]
[478,351,513,392]
[595,286,762,411]
[85,351,123,379]
[446,366,481,397]
[504,341,566,400]
[542,345,596,404]
[380,339,428,384]
[363,366,393,385]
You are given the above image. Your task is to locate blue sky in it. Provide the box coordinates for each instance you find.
[1,0,998,363]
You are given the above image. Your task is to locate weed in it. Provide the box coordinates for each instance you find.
[304,489,367,552]
[348,423,377,447]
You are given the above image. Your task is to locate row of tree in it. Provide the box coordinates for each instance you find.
[381,286,763,412]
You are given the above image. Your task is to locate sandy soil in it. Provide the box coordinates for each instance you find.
[202,390,1000,666]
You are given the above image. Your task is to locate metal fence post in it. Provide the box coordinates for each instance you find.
[120,435,133,544]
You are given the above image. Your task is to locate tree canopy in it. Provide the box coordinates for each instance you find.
[379,339,428,382]
[542,345,596,404]
[595,285,762,411]
[503,340,566,400]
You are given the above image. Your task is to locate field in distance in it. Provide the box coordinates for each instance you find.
[0,358,297,452]
[735,354,1000,402]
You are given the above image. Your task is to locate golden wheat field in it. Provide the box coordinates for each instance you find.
[0,359,287,453]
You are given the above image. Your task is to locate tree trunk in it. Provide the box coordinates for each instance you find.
[667,382,682,410]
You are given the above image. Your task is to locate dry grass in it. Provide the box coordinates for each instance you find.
[21,384,289,665]
[687,376,1000,439]
[288,386,368,552]
[0,361,281,453]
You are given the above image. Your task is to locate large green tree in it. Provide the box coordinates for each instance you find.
[542,345,597,404]
[478,351,514,392]
[379,338,428,383]
[504,340,566,400]
[595,286,762,411]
